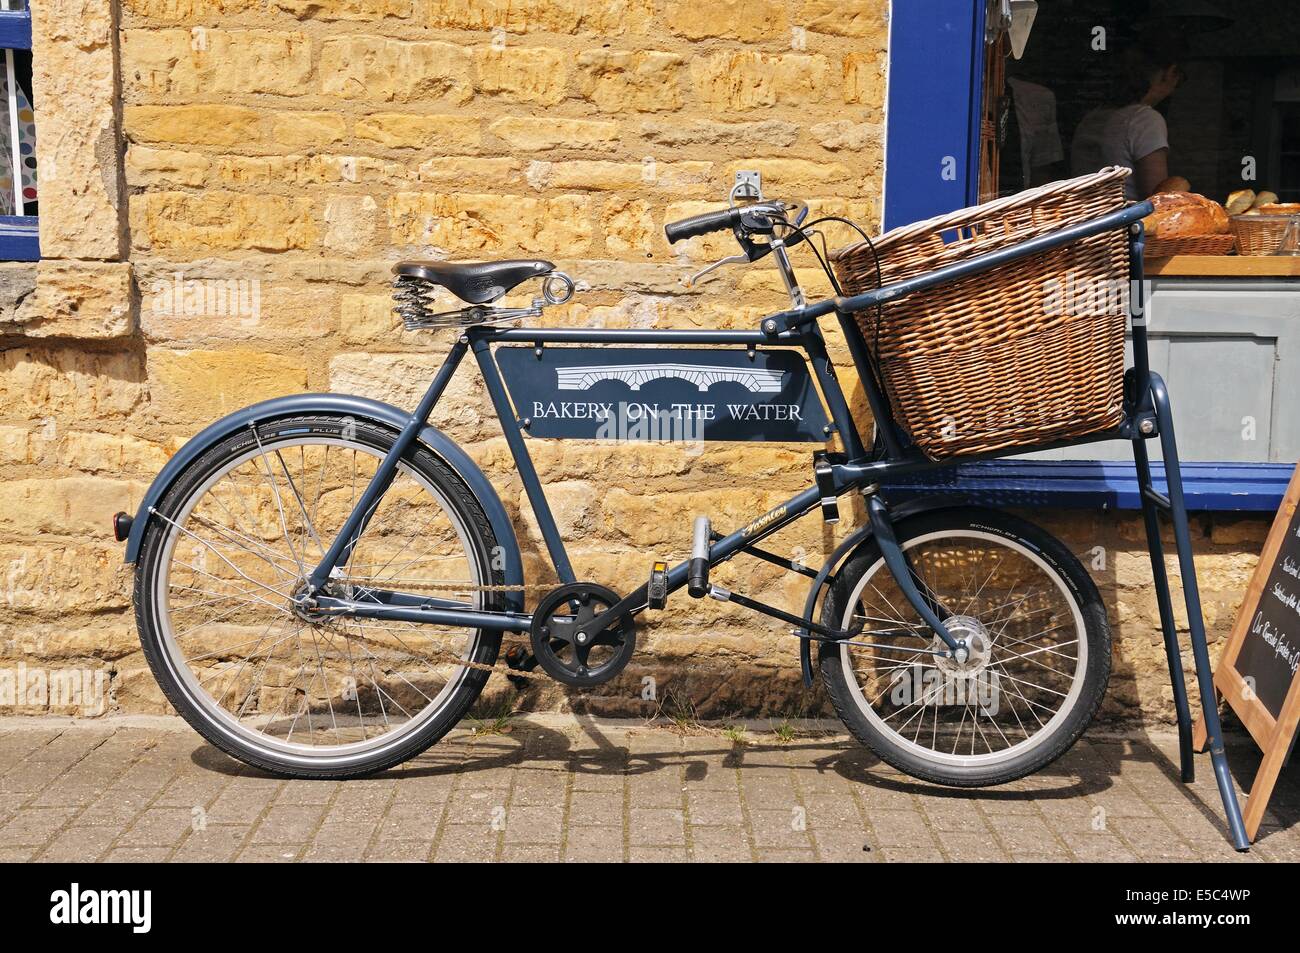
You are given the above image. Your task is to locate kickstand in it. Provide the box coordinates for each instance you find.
[1137,373,1250,851]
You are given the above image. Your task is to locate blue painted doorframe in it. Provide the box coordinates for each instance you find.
[882,0,984,231]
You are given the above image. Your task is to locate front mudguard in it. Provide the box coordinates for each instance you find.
[120,393,525,613]
[798,494,969,687]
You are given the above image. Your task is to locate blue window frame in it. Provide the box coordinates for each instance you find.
[0,4,36,261]
[879,0,1290,512]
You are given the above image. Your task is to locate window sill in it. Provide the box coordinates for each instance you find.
[1144,255,1300,278]
[881,460,1293,513]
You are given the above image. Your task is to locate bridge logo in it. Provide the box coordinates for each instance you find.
[556,363,785,393]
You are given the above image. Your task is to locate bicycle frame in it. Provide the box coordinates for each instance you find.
[300,197,1251,849]
[308,201,1145,631]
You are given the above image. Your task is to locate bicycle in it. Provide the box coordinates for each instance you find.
[114,170,1250,848]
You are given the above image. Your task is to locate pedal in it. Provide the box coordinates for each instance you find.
[688,516,711,598]
[647,560,669,609]
[503,645,537,691]
[813,451,840,523]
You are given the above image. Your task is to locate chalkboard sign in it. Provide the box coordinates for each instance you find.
[1234,515,1300,720]
[1194,464,1300,841]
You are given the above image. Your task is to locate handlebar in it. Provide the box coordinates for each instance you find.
[664,206,745,244]
[663,200,797,245]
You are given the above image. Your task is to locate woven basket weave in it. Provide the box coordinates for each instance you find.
[831,167,1132,460]
[1144,233,1235,257]
[1230,214,1296,256]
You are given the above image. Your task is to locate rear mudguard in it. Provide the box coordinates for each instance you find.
[799,495,970,687]
[121,393,525,613]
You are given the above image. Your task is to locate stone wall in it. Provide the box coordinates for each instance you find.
[0,0,1270,725]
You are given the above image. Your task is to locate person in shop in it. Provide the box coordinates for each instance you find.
[1070,41,1186,200]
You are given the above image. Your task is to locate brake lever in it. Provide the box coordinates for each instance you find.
[683,253,750,289]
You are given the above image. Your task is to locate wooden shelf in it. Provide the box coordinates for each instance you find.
[1144,255,1300,277]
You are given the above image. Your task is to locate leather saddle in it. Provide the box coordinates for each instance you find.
[393,259,554,305]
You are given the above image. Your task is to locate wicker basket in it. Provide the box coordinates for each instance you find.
[1230,214,1298,256]
[1144,233,1236,257]
[831,167,1132,460]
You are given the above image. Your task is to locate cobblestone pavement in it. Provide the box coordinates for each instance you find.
[1,715,1297,862]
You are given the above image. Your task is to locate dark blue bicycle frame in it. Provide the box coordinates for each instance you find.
[303,199,1250,850]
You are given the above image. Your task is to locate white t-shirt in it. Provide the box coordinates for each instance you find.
[1071,103,1169,198]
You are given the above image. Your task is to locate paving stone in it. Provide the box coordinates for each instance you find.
[365,839,431,862]
[686,789,745,826]
[433,823,498,862]
[564,825,624,862]
[170,824,249,862]
[117,807,198,848]
[567,791,624,827]
[748,807,815,850]
[503,805,564,844]
[37,825,118,862]
[627,807,686,846]
[865,809,937,849]
[502,843,562,862]
[628,846,689,862]
[0,807,78,847]
[236,845,302,862]
[689,825,753,862]
[104,846,175,862]
[937,831,1011,862]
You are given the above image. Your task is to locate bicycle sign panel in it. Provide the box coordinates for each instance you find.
[496,347,830,442]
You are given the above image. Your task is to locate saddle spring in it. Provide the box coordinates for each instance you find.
[392,272,575,332]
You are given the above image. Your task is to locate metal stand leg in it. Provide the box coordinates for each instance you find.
[1147,374,1250,851]
[1133,438,1196,783]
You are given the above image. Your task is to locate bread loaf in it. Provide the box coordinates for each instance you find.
[1251,191,1279,208]
[1253,202,1300,216]
[1226,189,1256,215]
[1143,191,1230,237]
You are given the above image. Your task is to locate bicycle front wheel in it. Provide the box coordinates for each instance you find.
[819,507,1110,787]
[133,414,505,778]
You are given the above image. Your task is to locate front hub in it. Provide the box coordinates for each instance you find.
[931,614,994,678]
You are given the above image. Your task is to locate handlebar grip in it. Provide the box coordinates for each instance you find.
[664,207,744,244]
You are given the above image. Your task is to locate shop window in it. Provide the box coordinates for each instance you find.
[987,1,1299,213]
[0,0,36,261]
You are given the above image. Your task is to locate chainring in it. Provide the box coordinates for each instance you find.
[529,582,636,687]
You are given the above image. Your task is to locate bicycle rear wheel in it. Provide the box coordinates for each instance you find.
[133,414,504,779]
[820,507,1110,787]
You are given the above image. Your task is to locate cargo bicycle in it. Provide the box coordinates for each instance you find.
[115,167,1250,848]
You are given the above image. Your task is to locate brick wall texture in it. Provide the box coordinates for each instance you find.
[0,0,1270,724]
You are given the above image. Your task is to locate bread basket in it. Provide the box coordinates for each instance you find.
[1144,234,1236,257]
[1231,210,1300,256]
